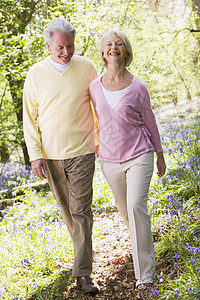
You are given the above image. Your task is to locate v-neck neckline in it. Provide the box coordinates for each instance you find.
[47,56,74,76]
[99,75,135,111]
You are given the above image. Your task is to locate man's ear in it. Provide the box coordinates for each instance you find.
[46,42,51,51]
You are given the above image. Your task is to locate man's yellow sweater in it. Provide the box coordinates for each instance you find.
[23,55,97,161]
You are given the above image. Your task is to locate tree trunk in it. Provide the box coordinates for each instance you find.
[0,180,49,199]
[7,75,30,166]
[0,141,10,162]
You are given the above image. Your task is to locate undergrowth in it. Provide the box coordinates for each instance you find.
[0,102,199,299]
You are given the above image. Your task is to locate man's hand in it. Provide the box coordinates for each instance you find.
[31,159,47,179]
[95,144,99,157]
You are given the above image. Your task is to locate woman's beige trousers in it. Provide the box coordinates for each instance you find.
[101,151,155,282]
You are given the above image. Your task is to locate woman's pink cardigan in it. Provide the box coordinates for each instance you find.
[89,76,163,162]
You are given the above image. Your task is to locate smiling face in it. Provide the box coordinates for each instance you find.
[46,31,75,65]
[102,33,127,67]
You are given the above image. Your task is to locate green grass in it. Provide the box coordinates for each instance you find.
[0,190,75,299]
[0,103,200,299]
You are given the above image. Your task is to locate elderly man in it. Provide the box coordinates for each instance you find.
[23,18,98,295]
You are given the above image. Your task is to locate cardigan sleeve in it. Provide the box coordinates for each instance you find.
[140,87,163,153]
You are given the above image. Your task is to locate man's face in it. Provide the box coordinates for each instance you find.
[46,31,75,65]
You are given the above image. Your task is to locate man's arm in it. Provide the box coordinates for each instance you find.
[23,71,43,165]
[90,100,99,156]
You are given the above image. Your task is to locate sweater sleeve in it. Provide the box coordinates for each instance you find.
[90,100,99,146]
[140,87,163,153]
[89,76,99,146]
[23,71,43,161]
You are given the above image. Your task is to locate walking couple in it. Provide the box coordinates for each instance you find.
[23,17,166,296]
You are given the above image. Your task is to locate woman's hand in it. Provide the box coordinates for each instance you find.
[156,152,166,177]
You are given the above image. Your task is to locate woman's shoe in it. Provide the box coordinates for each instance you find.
[136,278,154,289]
[137,282,154,289]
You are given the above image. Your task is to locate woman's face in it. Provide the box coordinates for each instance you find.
[102,33,127,66]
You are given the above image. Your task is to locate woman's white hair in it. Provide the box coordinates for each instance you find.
[43,18,76,44]
[100,29,133,68]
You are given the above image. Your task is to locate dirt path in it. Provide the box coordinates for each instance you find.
[65,213,157,299]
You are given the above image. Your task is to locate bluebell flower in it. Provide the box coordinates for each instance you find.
[0,163,36,190]
[174,290,179,298]
[167,195,173,201]
[186,243,190,249]
[148,287,152,297]
[153,289,160,295]
[175,253,180,259]
[21,259,30,266]
[187,244,200,255]
[191,256,197,266]
[33,283,38,287]
[157,274,164,282]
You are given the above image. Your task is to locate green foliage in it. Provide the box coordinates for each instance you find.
[0,0,70,164]
[0,189,74,299]
[0,0,200,163]
[92,160,116,213]
[148,106,200,299]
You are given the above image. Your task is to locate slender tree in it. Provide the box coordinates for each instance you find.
[0,0,67,165]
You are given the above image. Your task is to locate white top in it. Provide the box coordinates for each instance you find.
[101,83,131,109]
[49,57,72,72]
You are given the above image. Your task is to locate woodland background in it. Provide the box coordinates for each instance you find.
[0,1,200,300]
[0,0,200,166]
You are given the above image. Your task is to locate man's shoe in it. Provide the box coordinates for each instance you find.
[77,276,99,295]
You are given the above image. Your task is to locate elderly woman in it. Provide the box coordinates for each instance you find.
[89,30,166,289]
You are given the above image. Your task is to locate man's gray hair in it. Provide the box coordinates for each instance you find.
[44,18,76,44]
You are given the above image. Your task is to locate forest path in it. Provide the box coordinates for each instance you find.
[66,212,146,299]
